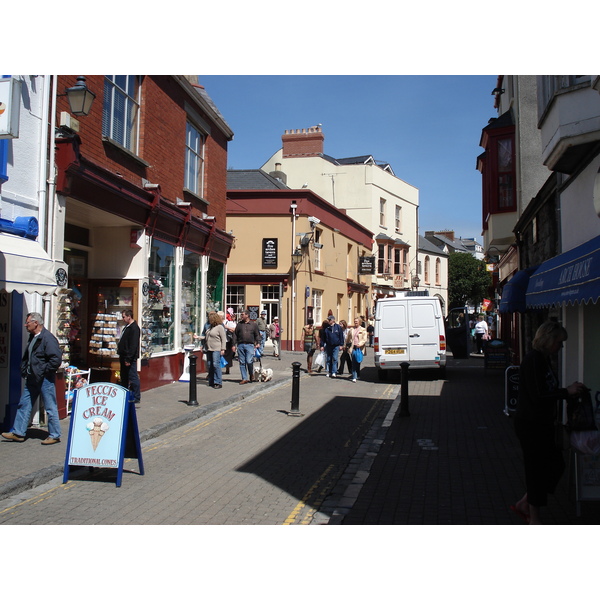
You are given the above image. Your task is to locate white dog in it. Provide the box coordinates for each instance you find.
[253,364,273,382]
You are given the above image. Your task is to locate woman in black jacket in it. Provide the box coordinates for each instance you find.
[511,321,587,524]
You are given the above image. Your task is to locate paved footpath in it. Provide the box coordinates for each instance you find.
[1,348,599,525]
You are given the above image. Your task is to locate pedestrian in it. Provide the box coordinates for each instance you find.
[346,317,368,382]
[223,309,237,374]
[301,318,317,373]
[320,315,345,378]
[256,310,268,355]
[2,312,63,444]
[204,311,227,389]
[268,317,283,359]
[315,319,329,372]
[367,320,374,347]
[474,314,488,354]
[232,310,261,384]
[511,321,587,525]
[117,309,141,405]
[337,319,352,375]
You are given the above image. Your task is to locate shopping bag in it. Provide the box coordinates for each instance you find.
[314,351,326,369]
[352,348,363,364]
[566,390,597,431]
[220,355,228,368]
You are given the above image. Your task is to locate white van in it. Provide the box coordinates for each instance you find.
[374,292,447,380]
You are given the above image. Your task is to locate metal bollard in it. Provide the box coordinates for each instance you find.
[289,361,304,417]
[187,354,199,406]
[399,361,410,417]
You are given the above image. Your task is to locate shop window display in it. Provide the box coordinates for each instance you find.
[182,250,201,346]
[148,240,176,354]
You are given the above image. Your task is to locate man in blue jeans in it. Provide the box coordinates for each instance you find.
[2,312,63,445]
[232,310,261,384]
[320,315,345,378]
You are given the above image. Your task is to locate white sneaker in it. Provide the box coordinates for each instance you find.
[326,373,330,377]
[352,378,356,382]
[332,373,337,378]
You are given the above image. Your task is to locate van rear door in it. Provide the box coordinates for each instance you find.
[408,301,440,363]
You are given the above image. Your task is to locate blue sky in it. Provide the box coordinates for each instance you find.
[200,75,498,242]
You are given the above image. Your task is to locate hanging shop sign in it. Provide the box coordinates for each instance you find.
[358,256,375,274]
[0,77,21,139]
[63,382,144,487]
[262,238,278,268]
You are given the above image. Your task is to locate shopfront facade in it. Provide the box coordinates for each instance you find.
[52,75,234,394]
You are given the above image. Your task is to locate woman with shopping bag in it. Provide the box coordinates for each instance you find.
[204,311,227,389]
[346,317,368,382]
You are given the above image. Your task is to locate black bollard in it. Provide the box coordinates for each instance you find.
[289,361,304,417]
[187,354,199,406]
[399,361,410,417]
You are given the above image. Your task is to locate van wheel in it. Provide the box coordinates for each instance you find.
[377,368,387,381]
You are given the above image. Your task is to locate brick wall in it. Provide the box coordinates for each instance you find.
[56,75,229,228]
[282,126,324,158]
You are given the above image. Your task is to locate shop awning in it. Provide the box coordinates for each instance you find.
[526,235,600,309]
[499,267,538,313]
[0,233,68,295]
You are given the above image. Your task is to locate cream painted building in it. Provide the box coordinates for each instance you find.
[227,170,373,351]
[261,127,420,308]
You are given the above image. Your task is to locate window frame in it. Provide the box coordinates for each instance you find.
[184,121,206,197]
[102,75,141,153]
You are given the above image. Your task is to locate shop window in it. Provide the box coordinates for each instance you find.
[148,239,176,354]
[102,76,140,153]
[182,250,202,346]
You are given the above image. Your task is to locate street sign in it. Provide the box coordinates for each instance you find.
[63,382,144,487]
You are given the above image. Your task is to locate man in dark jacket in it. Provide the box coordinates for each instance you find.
[117,309,141,404]
[320,315,345,378]
[232,310,260,384]
[2,312,63,444]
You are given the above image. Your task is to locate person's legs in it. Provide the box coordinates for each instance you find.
[40,377,61,439]
[237,344,251,381]
[331,346,340,376]
[128,363,141,402]
[11,382,38,437]
[213,352,223,386]
[207,352,215,386]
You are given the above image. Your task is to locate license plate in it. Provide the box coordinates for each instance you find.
[385,348,405,354]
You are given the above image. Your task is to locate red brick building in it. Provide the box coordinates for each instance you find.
[53,75,234,393]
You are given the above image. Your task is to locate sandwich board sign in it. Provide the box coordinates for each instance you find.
[63,382,144,487]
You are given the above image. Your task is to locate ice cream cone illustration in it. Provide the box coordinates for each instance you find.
[86,418,110,451]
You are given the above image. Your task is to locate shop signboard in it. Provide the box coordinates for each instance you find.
[262,238,278,268]
[63,382,144,487]
[359,256,375,274]
[247,305,259,320]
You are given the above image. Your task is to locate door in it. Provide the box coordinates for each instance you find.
[408,301,439,362]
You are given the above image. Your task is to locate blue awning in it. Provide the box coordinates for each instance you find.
[499,267,537,313]
[526,235,600,309]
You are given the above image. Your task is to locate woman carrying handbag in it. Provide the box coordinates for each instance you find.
[346,317,368,382]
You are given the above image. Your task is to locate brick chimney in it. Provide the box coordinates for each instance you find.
[282,126,324,158]
[436,230,455,241]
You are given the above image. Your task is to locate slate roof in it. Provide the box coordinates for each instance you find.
[419,235,448,256]
[227,169,290,190]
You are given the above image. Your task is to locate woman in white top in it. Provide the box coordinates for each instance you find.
[345,317,368,382]
[474,314,489,354]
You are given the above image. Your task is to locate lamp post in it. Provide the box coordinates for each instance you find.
[411,273,421,290]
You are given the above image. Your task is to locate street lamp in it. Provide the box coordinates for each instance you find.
[62,76,96,116]
[291,248,303,265]
[411,273,421,290]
